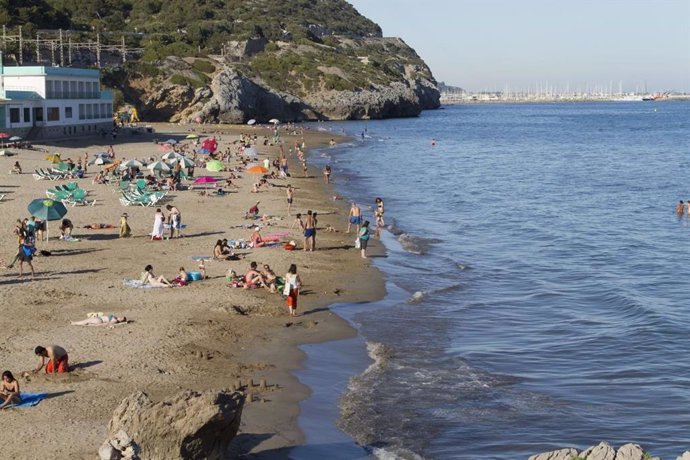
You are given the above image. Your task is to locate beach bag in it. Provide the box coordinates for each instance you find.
[354,237,361,249]
[21,245,35,257]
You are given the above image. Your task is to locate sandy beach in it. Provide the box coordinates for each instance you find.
[0,123,385,459]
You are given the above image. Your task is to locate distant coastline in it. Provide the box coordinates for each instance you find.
[441,94,690,105]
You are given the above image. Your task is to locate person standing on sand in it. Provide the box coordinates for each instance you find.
[151,208,165,240]
[166,204,182,239]
[283,264,302,317]
[33,345,69,374]
[17,238,35,280]
[119,213,131,238]
[358,220,371,259]
[312,212,318,250]
[286,184,294,216]
[303,210,315,251]
[347,202,362,233]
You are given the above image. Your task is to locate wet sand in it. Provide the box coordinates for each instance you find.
[0,123,385,458]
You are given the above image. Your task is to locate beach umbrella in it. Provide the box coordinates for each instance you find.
[165,138,178,145]
[206,160,224,172]
[9,136,21,141]
[244,146,258,157]
[185,134,200,139]
[0,133,9,139]
[27,198,68,241]
[193,176,217,184]
[161,151,183,161]
[120,159,143,169]
[247,119,256,125]
[54,162,72,171]
[103,161,121,171]
[170,156,194,168]
[45,153,61,163]
[247,165,269,174]
[269,119,279,124]
[147,160,171,172]
[158,144,173,151]
[193,176,217,190]
[88,157,111,166]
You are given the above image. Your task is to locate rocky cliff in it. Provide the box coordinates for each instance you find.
[110,34,440,123]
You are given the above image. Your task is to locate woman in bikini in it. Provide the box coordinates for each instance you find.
[140,265,173,287]
[71,315,127,326]
[0,371,21,409]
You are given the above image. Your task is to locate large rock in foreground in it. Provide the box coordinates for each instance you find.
[102,390,244,460]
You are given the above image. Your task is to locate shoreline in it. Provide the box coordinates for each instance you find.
[0,122,386,458]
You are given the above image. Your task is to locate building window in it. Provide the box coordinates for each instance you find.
[107,103,112,116]
[70,81,77,98]
[23,108,30,122]
[47,107,60,121]
[86,104,93,120]
[65,107,73,118]
[78,81,85,98]
[46,80,53,98]
[79,104,85,120]
[63,81,69,98]
[9,108,20,123]
[34,108,43,122]
[54,81,62,98]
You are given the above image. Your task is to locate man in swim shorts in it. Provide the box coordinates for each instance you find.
[347,202,362,233]
[33,345,69,374]
[303,210,315,251]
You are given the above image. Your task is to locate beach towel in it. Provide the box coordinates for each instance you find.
[6,392,47,408]
[164,224,188,230]
[264,231,290,239]
[122,279,157,289]
[191,256,214,261]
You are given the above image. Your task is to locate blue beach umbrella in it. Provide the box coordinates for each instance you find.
[27,198,68,241]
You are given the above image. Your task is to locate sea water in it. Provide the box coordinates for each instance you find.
[293,102,690,459]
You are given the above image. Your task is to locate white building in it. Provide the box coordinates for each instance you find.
[0,63,113,139]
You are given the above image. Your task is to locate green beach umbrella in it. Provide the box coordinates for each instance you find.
[54,162,71,171]
[27,198,68,241]
[147,160,171,173]
[170,156,195,168]
[206,160,224,172]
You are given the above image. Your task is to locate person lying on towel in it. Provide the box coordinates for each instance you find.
[33,345,69,374]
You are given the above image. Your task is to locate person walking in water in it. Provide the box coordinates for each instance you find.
[676,200,685,215]
[347,202,362,233]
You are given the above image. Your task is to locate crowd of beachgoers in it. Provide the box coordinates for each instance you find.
[0,121,384,458]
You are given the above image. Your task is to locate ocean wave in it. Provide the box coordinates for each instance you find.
[398,233,442,255]
[372,445,426,460]
[386,219,404,236]
[407,283,463,304]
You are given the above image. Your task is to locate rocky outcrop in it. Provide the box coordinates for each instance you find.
[100,390,244,460]
[176,68,435,123]
[179,69,317,124]
[529,442,670,460]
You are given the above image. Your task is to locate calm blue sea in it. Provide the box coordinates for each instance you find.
[293,102,690,459]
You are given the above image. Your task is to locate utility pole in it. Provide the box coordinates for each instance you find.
[96,33,101,68]
[59,29,64,66]
[36,33,40,63]
[121,35,126,63]
[18,26,22,65]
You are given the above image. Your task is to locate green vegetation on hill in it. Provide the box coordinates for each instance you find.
[26,0,382,56]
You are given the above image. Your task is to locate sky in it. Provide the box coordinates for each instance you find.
[348,0,690,93]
